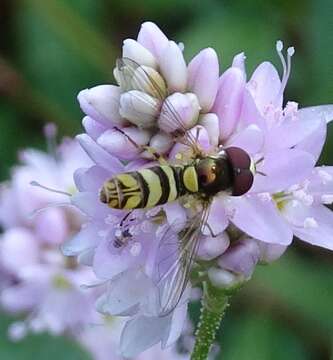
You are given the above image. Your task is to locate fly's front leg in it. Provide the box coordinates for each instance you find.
[204,222,217,238]
[113,126,167,165]
[142,145,168,165]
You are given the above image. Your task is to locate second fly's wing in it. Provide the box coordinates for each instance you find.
[115,57,200,151]
[154,203,210,317]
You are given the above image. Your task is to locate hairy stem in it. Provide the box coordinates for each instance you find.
[191,283,229,360]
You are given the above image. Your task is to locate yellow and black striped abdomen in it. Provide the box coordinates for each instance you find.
[100,164,199,209]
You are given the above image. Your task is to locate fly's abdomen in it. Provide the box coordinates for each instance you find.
[100,165,198,209]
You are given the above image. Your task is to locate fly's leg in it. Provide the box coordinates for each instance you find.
[113,126,167,165]
[204,222,217,238]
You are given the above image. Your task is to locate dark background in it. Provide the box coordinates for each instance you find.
[0,1,333,359]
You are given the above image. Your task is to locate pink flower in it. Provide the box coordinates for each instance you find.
[0,133,103,345]
[67,22,333,357]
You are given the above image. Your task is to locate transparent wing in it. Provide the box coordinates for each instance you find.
[116,57,200,151]
[154,203,210,317]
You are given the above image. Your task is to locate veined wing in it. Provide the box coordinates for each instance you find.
[116,57,200,151]
[154,203,210,317]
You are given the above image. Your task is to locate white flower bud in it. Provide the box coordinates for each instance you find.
[122,39,158,69]
[158,92,200,134]
[142,131,173,159]
[114,65,167,99]
[97,127,151,160]
[257,240,287,263]
[198,233,230,261]
[208,267,240,289]
[199,113,219,147]
[159,40,187,92]
[218,238,260,279]
[119,90,161,128]
[78,85,126,126]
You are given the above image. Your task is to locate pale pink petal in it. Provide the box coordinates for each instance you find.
[204,196,228,236]
[232,52,246,77]
[228,195,293,245]
[238,88,266,131]
[199,113,219,147]
[120,314,170,358]
[122,39,158,68]
[297,104,333,124]
[198,233,230,261]
[78,85,125,126]
[212,67,245,141]
[283,201,333,250]
[159,41,187,93]
[71,191,109,219]
[97,269,154,316]
[247,61,282,113]
[252,149,315,193]
[295,105,333,161]
[265,115,326,158]
[163,202,187,229]
[226,124,264,155]
[162,300,187,347]
[35,208,69,245]
[137,22,169,59]
[74,165,110,193]
[76,134,123,174]
[257,240,288,263]
[1,228,39,274]
[306,166,333,201]
[187,48,219,112]
[1,284,42,313]
[61,222,102,257]
[82,116,107,140]
[97,127,151,160]
[218,238,260,278]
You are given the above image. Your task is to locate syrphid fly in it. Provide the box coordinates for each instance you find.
[99,58,255,316]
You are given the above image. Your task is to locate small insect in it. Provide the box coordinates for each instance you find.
[113,211,135,248]
[99,58,255,316]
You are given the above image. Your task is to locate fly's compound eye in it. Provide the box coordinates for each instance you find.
[225,147,254,196]
[197,159,217,187]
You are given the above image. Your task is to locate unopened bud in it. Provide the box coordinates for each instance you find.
[158,92,200,134]
[119,90,161,128]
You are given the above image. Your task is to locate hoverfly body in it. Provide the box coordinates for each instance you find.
[99,58,255,316]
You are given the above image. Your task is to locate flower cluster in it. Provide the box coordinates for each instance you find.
[65,22,333,357]
[0,128,190,360]
[0,133,101,340]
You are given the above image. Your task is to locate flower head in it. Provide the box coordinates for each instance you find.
[65,21,333,357]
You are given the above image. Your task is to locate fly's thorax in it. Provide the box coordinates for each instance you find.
[195,155,233,196]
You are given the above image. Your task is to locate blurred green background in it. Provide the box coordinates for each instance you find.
[0,0,333,359]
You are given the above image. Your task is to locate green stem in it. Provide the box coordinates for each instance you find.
[191,283,229,360]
